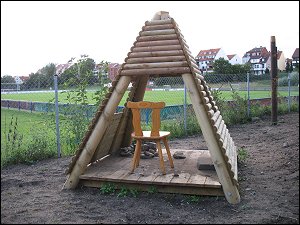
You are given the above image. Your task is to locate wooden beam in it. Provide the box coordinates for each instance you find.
[140,29,176,36]
[181,73,240,204]
[120,67,191,76]
[126,55,186,64]
[123,61,189,69]
[63,76,132,189]
[131,45,182,52]
[128,50,184,58]
[135,39,180,47]
[137,34,177,42]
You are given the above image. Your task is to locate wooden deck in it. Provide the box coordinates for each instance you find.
[79,149,224,196]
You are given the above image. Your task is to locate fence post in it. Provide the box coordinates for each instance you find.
[270,36,278,125]
[54,74,61,158]
[184,83,187,135]
[247,73,250,117]
[287,72,291,112]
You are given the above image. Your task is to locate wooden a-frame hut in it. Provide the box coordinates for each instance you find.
[63,11,240,204]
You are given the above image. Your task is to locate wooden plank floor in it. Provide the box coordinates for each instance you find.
[79,149,224,196]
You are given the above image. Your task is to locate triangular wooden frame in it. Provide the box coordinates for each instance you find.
[63,11,240,204]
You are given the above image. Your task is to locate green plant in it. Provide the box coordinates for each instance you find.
[129,188,139,197]
[186,195,201,203]
[237,147,248,164]
[1,114,24,167]
[117,186,129,197]
[147,185,158,194]
[100,183,116,194]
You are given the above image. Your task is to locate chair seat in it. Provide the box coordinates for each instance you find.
[131,131,170,140]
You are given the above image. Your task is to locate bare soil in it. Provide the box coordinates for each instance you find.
[1,112,299,224]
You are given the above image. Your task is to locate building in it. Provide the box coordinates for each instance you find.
[266,51,286,72]
[56,63,72,75]
[292,48,299,69]
[242,46,269,75]
[108,63,121,81]
[195,48,228,73]
[227,54,242,65]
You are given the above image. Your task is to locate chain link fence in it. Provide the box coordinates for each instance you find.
[1,72,299,158]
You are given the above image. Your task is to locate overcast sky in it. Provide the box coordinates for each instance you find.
[1,1,299,77]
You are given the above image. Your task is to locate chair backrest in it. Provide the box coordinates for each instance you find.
[127,101,165,137]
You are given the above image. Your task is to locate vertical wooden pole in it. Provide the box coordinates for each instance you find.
[270,36,278,125]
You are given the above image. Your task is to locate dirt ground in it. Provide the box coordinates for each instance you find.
[1,112,299,224]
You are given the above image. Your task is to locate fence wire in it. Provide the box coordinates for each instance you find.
[1,72,299,157]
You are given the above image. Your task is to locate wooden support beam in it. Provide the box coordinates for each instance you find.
[126,55,186,64]
[182,73,240,204]
[137,34,177,42]
[134,39,180,47]
[131,45,182,52]
[120,67,191,76]
[140,29,176,36]
[128,50,184,58]
[63,76,132,189]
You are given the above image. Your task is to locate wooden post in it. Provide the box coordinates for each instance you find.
[182,73,240,204]
[63,76,132,189]
[270,36,278,125]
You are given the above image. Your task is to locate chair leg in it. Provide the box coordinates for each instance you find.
[156,140,166,175]
[131,140,141,173]
[163,137,174,168]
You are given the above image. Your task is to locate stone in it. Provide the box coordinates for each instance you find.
[173,151,186,159]
[197,156,215,170]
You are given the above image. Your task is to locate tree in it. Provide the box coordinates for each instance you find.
[212,58,232,74]
[1,75,15,83]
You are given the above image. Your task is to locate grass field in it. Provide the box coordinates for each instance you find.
[1,89,299,106]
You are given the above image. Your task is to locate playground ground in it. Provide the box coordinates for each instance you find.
[1,112,299,224]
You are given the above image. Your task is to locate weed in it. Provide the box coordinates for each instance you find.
[237,147,248,164]
[100,183,116,194]
[129,188,139,197]
[117,186,129,197]
[147,186,158,194]
[186,195,201,203]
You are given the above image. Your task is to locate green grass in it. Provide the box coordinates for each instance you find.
[1,108,55,135]
[1,89,299,106]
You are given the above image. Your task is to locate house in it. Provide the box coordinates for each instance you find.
[292,48,299,69]
[108,63,121,81]
[227,54,242,65]
[265,50,286,72]
[195,48,228,73]
[242,46,269,75]
[56,63,72,75]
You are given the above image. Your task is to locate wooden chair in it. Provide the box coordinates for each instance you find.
[127,101,174,175]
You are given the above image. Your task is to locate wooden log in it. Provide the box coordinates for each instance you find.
[182,73,240,204]
[128,50,184,58]
[145,19,172,26]
[211,110,221,123]
[213,114,223,131]
[204,103,212,111]
[134,39,180,47]
[126,55,186,64]
[143,24,174,31]
[220,124,227,143]
[140,29,176,36]
[131,45,182,52]
[123,61,189,69]
[216,120,225,138]
[137,34,177,42]
[203,97,210,104]
[63,76,132,189]
[120,67,191,76]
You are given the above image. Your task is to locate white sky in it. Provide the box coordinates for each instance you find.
[1,1,299,77]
